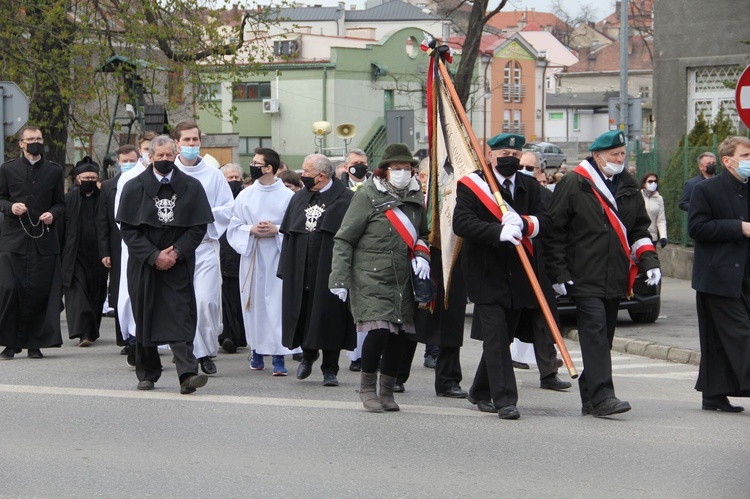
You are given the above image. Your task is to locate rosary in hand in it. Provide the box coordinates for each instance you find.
[20,212,49,239]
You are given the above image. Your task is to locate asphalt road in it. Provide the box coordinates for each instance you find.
[0,307,747,498]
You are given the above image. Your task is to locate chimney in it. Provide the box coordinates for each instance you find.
[350,4,356,9]
[232,3,238,13]
[615,1,621,19]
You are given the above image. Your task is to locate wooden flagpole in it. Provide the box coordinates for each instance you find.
[436,57,578,379]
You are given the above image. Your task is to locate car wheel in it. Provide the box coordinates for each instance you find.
[541,160,547,169]
[627,298,661,323]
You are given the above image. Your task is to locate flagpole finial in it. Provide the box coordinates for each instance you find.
[421,33,453,63]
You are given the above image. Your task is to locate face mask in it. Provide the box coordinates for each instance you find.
[300,175,317,190]
[80,180,98,193]
[388,169,412,189]
[519,168,535,177]
[26,142,44,156]
[601,161,624,176]
[228,180,243,198]
[180,146,200,161]
[140,152,151,166]
[249,165,265,180]
[349,163,368,179]
[153,160,174,175]
[495,156,520,177]
[120,162,136,173]
[646,182,657,192]
[705,163,716,175]
[732,159,750,180]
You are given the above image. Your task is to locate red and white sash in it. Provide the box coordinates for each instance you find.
[457,171,537,256]
[573,161,655,295]
[384,206,430,257]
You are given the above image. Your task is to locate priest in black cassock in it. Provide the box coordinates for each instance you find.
[0,125,65,360]
[279,153,356,387]
[116,135,214,394]
[62,156,108,346]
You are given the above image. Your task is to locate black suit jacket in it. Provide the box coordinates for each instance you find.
[0,156,65,255]
[453,171,551,309]
[679,174,706,212]
[689,171,749,298]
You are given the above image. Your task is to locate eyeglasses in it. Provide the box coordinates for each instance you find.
[21,137,43,143]
[521,165,535,171]
[388,166,412,171]
[79,176,98,182]
[250,162,267,168]
[646,180,657,184]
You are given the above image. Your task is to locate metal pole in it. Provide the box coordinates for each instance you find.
[0,86,5,163]
[620,0,629,163]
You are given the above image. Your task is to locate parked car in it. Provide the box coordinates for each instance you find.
[523,142,566,169]
[556,272,661,323]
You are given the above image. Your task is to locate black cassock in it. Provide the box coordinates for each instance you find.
[278,180,355,352]
[62,188,108,340]
[218,182,247,348]
[116,168,213,347]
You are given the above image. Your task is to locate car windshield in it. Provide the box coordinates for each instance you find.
[524,144,541,152]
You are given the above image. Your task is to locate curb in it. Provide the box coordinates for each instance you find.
[563,328,701,366]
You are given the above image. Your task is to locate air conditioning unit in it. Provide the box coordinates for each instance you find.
[262,99,280,114]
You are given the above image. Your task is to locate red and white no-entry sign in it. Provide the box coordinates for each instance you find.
[737,65,750,128]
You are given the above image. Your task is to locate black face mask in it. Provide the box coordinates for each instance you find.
[80,180,98,194]
[153,160,174,175]
[348,163,368,179]
[228,180,243,198]
[26,142,44,156]
[495,156,520,177]
[249,165,265,180]
[705,163,717,175]
[300,175,317,190]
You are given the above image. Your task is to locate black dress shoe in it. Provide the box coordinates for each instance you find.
[591,397,631,417]
[349,359,361,372]
[137,380,154,390]
[296,359,313,379]
[512,360,530,370]
[581,401,593,416]
[120,345,130,355]
[702,395,745,413]
[199,357,217,375]
[497,405,521,420]
[79,337,94,347]
[468,395,496,413]
[180,374,208,394]
[27,349,43,359]
[393,381,406,393]
[437,386,469,398]
[540,374,572,391]
[0,347,15,360]
[221,338,237,354]
[322,373,339,387]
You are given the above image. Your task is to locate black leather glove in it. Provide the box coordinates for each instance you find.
[660,238,667,248]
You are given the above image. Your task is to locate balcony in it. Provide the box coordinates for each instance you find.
[502,83,526,102]
[502,122,525,135]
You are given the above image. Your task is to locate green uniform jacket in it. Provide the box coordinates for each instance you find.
[329,176,429,326]
[545,159,659,299]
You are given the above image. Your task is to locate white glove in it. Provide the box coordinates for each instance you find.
[502,210,523,229]
[330,287,348,301]
[552,280,574,296]
[499,224,522,246]
[411,256,430,280]
[645,268,661,286]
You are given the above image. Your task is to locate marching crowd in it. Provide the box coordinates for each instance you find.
[0,121,748,418]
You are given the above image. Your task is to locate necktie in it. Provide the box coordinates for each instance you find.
[160,177,170,184]
[503,179,513,200]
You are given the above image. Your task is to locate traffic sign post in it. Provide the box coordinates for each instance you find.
[736,65,750,130]
[0,81,30,163]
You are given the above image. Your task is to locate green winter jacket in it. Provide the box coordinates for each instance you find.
[329,176,429,325]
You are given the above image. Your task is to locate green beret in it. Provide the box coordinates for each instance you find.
[378,143,418,169]
[487,133,525,151]
[589,130,627,151]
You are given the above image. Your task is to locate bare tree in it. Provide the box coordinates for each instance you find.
[550,0,597,48]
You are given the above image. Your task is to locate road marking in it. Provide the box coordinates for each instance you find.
[615,372,696,380]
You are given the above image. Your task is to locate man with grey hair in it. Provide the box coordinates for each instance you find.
[680,151,717,212]
[220,163,243,184]
[279,153,356,386]
[339,149,370,188]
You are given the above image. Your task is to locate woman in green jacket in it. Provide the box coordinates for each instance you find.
[329,143,430,412]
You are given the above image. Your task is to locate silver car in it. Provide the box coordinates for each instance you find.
[523,142,566,169]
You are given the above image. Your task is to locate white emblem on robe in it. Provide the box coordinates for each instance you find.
[154,195,177,224]
[304,204,325,232]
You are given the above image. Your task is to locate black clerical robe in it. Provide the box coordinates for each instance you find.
[116,168,213,347]
[278,180,355,351]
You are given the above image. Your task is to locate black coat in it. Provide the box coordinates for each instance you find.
[545,160,659,299]
[62,188,104,288]
[0,156,65,255]
[278,180,356,351]
[97,174,122,301]
[679,174,706,212]
[117,168,213,346]
[453,171,551,311]
[688,171,749,298]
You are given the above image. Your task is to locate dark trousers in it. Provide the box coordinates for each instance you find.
[136,340,198,384]
[574,296,620,405]
[361,329,405,377]
[470,304,520,408]
[435,346,462,393]
[303,348,340,375]
[529,309,559,379]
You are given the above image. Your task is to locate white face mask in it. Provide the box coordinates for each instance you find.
[646,182,657,192]
[601,161,624,176]
[519,168,535,177]
[141,152,151,166]
[389,169,412,189]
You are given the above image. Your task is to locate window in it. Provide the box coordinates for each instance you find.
[503,109,524,134]
[233,82,272,101]
[200,83,222,102]
[688,66,740,133]
[239,137,273,155]
[573,112,580,131]
[73,136,92,165]
[548,112,564,120]
[503,61,524,103]
[639,86,650,99]
[167,71,183,103]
